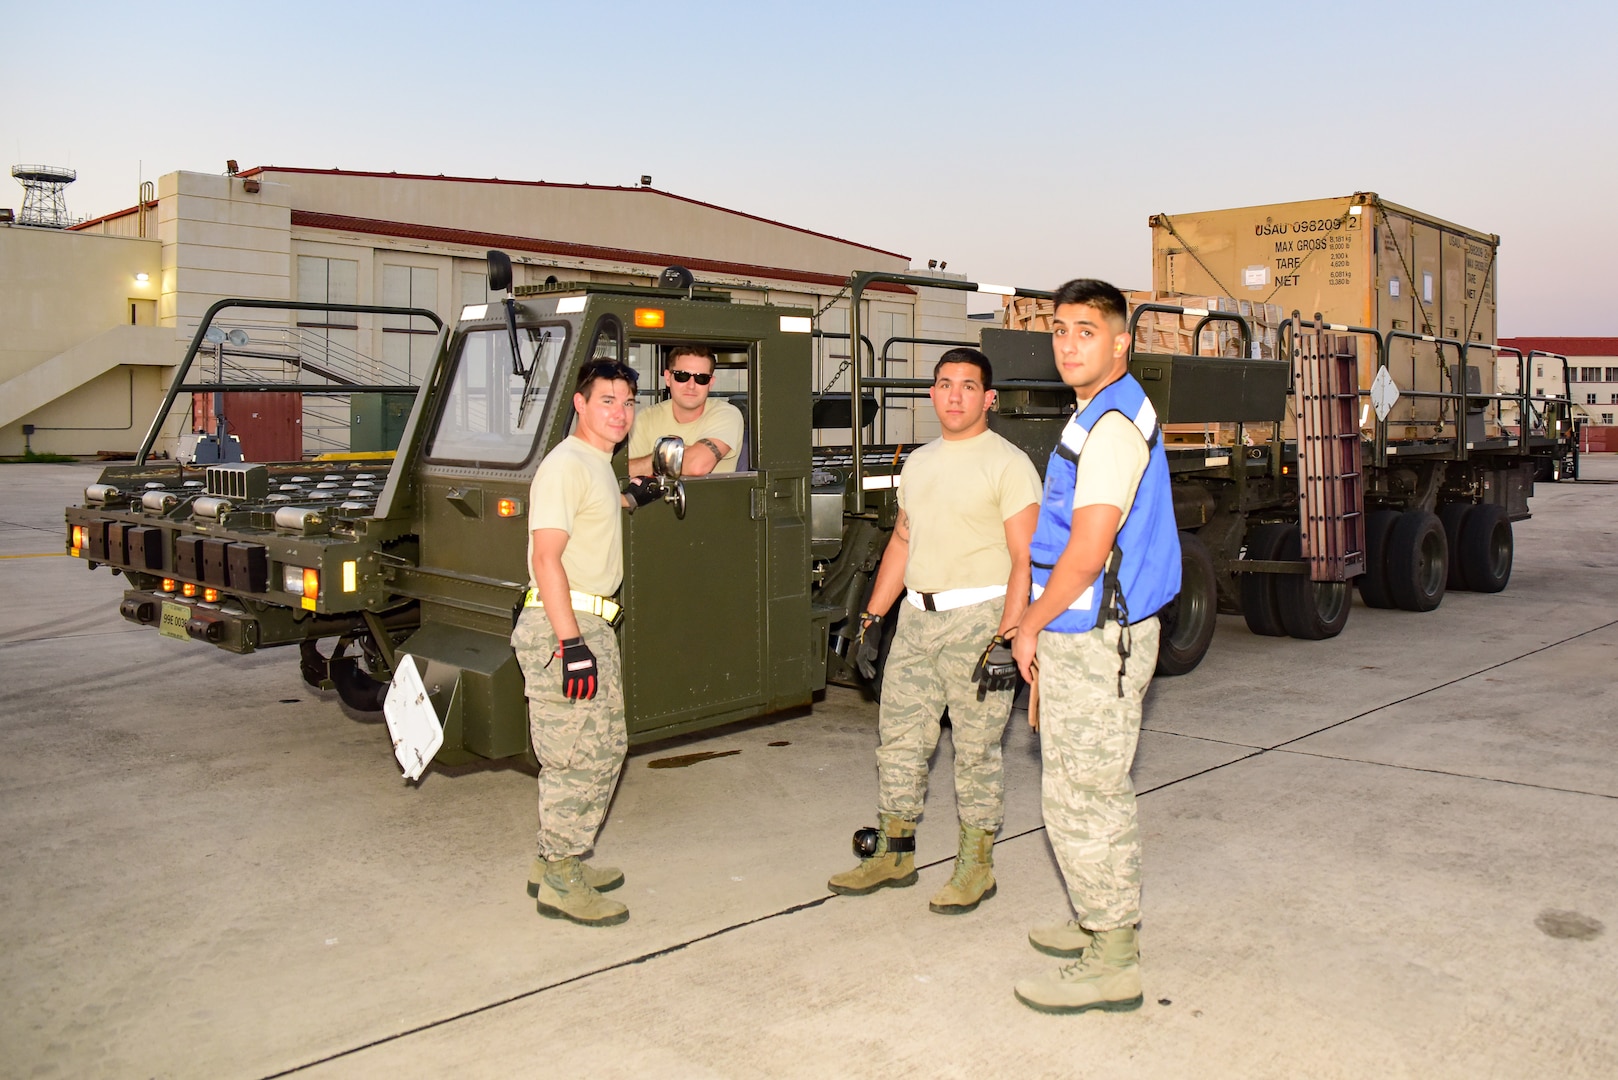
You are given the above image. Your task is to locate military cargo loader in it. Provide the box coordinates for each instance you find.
[65,214,1579,772]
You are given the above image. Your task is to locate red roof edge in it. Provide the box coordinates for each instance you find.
[244,166,909,262]
[289,211,913,295]
[1500,337,1618,357]
[68,200,159,231]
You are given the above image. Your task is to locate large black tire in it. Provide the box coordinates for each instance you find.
[1437,503,1471,591]
[1459,503,1513,593]
[1156,531,1218,676]
[1240,522,1291,637]
[1275,528,1352,640]
[1358,509,1400,609]
[1386,510,1447,612]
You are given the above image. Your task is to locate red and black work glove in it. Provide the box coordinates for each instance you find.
[853,613,882,681]
[557,636,599,700]
[623,475,663,509]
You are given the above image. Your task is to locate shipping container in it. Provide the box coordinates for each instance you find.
[1149,194,1500,438]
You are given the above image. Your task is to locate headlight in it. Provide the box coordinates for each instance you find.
[283,566,320,602]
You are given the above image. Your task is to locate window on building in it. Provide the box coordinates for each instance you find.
[1606,367,1618,382]
[381,265,440,381]
[1610,393,1618,404]
[1587,393,1598,404]
[1604,413,1615,424]
[297,255,359,366]
[1536,365,1543,378]
[1580,366,1601,382]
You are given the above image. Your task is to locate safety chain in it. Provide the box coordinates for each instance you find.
[813,283,855,394]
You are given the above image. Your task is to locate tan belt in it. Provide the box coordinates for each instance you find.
[525,587,623,627]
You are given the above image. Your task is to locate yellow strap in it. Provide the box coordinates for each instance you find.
[524,588,621,622]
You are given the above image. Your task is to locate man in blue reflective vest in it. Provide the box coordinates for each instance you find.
[1010,279,1181,1014]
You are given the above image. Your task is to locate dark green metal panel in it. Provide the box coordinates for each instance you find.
[350,393,416,453]
[621,475,764,738]
[1130,352,1289,424]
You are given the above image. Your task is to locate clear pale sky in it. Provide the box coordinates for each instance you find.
[4,0,1613,334]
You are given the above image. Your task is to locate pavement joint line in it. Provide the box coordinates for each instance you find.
[1265,747,1618,801]
[1266,616,1618,754]
[0,552,67,559]
[1126,617,1618,801]
[0,519,64,534]
[262,893,844,1078]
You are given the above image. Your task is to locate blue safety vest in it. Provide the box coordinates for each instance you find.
[1029,373,1181,634]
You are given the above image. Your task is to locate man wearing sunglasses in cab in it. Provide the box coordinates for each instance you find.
[627,345,745,477]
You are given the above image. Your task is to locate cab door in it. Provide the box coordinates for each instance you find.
[620,472,766,740]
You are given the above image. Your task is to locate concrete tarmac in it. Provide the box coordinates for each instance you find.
[2,460,1614,1079]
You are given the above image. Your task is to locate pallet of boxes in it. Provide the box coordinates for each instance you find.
[1003,292,1282,447]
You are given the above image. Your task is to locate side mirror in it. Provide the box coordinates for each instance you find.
[651,436,687,520]
[487,250,513,293]
[652,435,685,481]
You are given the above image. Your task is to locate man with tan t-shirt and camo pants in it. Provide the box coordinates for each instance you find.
[828,347,1041,914]
[515,358,642,927]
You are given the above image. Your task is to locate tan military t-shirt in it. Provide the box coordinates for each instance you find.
[897,428,1042,593]
[1071,409,1149,526]
[526,435,623,596]
[627,398,745,473]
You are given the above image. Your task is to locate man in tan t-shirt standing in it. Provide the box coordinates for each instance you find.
[514,357,640,927]
[828,346,1042,914]
[627,345,745,477]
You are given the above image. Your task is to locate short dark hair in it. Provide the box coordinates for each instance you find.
[575,357,639,399]
[933,347,993,390]
[1050,279,1129,327]
[665,344,715,372]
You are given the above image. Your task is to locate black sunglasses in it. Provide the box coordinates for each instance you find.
[669,369,713,385]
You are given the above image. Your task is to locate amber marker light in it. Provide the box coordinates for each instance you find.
[496,497,522,518]
[182,582,198,597]
[203,587,220,603]
[633,308,665,328]
[302,568,320,601]
[160,578,176,592]
[69,524,84,556]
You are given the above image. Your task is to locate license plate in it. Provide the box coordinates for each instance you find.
[159,601,191,641]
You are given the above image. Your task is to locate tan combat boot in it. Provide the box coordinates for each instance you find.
[534,856,629,927]
[1014,927,1143,1014]
[528,856,624,897]
[1027,918,1093,958]
[929,824,997,914]
[827,813,918,895]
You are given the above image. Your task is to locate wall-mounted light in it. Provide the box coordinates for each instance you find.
[134,272,150,283]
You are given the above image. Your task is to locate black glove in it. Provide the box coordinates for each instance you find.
[623,475,663,508]
[853,613,882,680]
[972,631,1018,692]
[557,636,599,700]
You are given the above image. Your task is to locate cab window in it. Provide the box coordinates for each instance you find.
[426,325,568,466]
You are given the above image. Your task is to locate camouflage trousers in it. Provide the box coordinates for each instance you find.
[876,596,1012,830]
[1036,616,1160,931]
[512,608,627,861]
